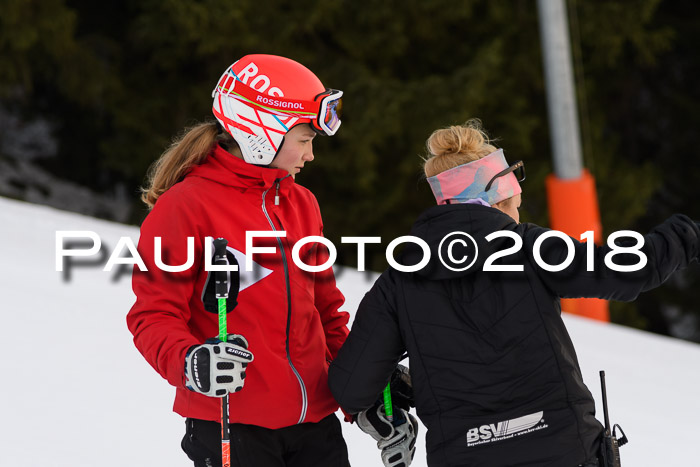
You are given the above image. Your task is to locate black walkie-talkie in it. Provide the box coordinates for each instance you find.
[599,371,628,467]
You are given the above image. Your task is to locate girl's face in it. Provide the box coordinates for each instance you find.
[270,124,316,178]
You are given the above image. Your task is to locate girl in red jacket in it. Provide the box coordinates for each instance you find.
[127,54,351,467]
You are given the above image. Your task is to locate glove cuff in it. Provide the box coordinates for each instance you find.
[357,404,394,441]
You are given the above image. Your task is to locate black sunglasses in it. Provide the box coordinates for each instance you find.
[484,160,526,192]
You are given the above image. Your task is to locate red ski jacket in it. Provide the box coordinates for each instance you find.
[127,144,350,429]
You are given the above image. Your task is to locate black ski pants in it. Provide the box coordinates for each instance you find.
[181,413,351,467]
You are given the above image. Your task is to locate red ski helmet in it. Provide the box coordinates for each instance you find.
[212,54,343,165]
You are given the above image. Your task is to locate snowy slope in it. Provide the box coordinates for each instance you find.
[1,196,699,466]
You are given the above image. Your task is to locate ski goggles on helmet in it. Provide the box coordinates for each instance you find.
[212,70,343,136]
[312,89,343,136]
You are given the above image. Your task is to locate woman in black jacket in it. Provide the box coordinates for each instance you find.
[329,120,699,467]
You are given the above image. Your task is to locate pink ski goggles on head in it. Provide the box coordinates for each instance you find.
[426,149,524,205]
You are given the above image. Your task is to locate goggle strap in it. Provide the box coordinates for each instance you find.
[215,72,320,118]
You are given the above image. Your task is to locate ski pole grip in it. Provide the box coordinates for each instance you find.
[213,238,229,299]
[383,383,394,422]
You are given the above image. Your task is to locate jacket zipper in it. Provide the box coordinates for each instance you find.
[262,179,308,424]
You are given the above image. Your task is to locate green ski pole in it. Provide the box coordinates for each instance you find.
[212,238,232,467]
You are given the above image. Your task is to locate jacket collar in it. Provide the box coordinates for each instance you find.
[188,144,294,195]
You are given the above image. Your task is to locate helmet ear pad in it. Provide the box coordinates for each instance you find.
[214,95,298,165]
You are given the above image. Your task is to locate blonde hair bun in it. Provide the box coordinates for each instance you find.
[423,119,497,178]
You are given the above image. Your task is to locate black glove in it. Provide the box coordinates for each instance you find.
[184,334,253,397]
[389,363,414,410]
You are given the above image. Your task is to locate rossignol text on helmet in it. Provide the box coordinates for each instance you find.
[212,54,343,165]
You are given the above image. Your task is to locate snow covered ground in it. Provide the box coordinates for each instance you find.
[1,195,699,466]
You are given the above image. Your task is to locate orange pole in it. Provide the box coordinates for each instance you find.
[545,169,609,321]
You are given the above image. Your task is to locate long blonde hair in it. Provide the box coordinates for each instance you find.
[140,121,236,209]
[423,119,497,178]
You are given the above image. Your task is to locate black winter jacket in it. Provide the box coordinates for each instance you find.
[329,204,699,467]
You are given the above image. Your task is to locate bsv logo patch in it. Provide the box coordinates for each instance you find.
[466,411,548,447]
